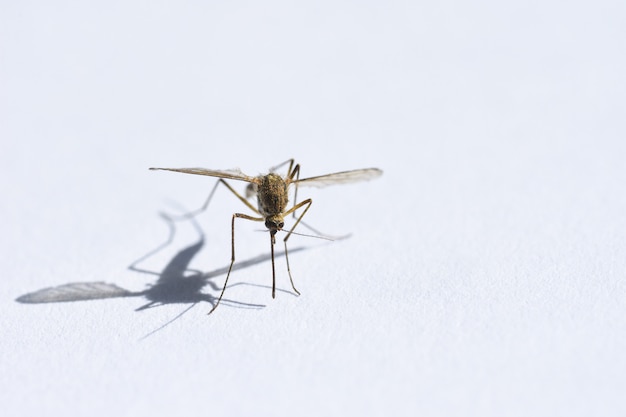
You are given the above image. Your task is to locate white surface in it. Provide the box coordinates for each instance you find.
[2,1,625,416]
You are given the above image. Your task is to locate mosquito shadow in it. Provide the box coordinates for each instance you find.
[16,211,306,314]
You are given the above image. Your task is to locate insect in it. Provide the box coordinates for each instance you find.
[150,159,382,314]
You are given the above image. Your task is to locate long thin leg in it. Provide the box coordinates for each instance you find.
[297,220,352,241]
[171,179,260,220]
[282,198,313,295]
[284,163,343,239]
[273,161,338,240]
[288,163,302,219]
[269,158,295,174]
[218,179,260,214]
[269,158,302,219]
[208,212,263,314]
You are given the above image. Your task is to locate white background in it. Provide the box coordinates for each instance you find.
[1,1,625,416]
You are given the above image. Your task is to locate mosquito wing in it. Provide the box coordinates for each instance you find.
[294,168,383,188]
[149,167,259,183]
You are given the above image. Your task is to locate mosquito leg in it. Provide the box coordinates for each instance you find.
[287,163,302,219]
[297,220,352,241]
[208,212,263,314]
[165,179,220,220]
[171,179,261,220]
[269,159,302,219]
[282,198,313,295]
[285,163,348,240]
[218,179,260,213]
[284,164,339,240]
[282,242,300,296]
[269,158,295,173]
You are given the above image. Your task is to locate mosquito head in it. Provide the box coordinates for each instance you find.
[265,215,284,232]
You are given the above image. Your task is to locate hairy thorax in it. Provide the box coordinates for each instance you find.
[256,173,289,217]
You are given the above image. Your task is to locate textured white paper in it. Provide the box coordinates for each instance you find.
[2,1,625,416]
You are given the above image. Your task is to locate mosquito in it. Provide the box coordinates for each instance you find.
[149,159,382,314]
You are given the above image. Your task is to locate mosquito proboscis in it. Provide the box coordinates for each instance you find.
[150,159,382,314]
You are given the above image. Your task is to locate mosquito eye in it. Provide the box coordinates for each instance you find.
[278,222,284,229]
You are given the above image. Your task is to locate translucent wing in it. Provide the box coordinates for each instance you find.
[294,168,383,188]
[149,167,259,183]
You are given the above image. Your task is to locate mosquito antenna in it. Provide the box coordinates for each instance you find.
[251,229,332,241]
[279,229,336,241]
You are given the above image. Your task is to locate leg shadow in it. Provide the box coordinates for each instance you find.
[16,210,305,313]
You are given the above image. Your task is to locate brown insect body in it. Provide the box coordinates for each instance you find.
[256,173,288,235]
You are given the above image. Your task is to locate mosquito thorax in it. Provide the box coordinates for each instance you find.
[257,173,288,216]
